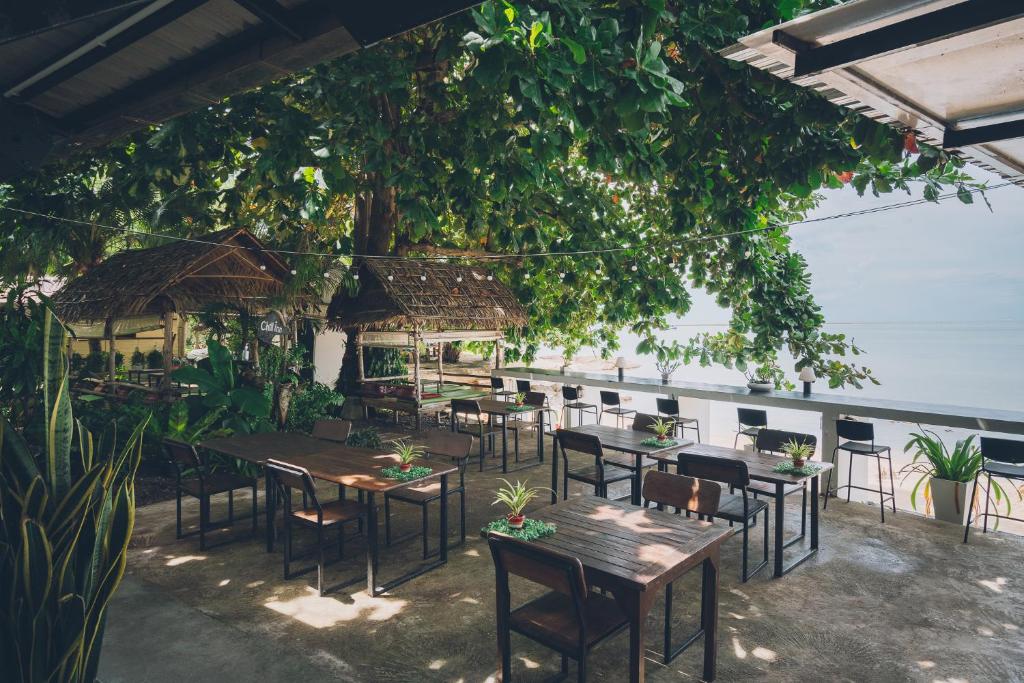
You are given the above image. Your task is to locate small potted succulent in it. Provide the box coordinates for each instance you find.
[393,440,424,473]
[745,364,777,392]
[647,417,675,443]
[782,438,815,469]
[493,479,545,529]
[512,391,526,408]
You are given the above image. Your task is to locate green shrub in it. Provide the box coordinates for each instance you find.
[286,382,344,433]
[347,426,383,450]
[146,349,163,369]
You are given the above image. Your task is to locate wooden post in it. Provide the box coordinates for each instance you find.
[105,317,117,393]
[495,339,503,369]
[437,342,444,391]
[412,329,422,430]
[356,331,365,382]
[160,309,174,392]
[176,314,186,357]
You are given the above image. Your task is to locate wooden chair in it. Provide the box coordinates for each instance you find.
[675,453,770,583]
[561,385,597,427]
[507,390,557,462]
[598,390,635,428]
[385,432,474,558]
[964,436,1024,543]
[556,429,633,501]
[753,429,815,547]
[265,459,368,596]
[451,399,499,470]
[487,533,628,682]
[311,418,352,443]
[656,397,701,443]
[734,408,767,448]
[165,438,257,551]
[642,470,722,663]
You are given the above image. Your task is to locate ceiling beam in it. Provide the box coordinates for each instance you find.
[6,0,211,102]
[230,0,304,40]
[775,0,1024,79]
[944,118,1024,148]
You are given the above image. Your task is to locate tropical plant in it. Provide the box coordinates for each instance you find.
[285,382,345,434]
[0,283,50,429]
[171,338,272,435]
[391,440,425,471]
[0,306,146,682]
[145,349,163,370]
[745,361,786,388]
[781,438,815,465]
[441,342,462,364]
[130,348,146,367]
[492,479,547,519]
[900,431,1018,517]
[647,417,674,440]
[512,392,527,406]
[347,427,383,450]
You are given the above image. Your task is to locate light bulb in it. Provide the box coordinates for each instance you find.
[420,274,427,281]
[353,273,359,280]
[387,275,394,281]
[457,275,463,282]
[631,264,638,272]
[487,275,493,281]
[260,265,266,271]
[290,269,297,275]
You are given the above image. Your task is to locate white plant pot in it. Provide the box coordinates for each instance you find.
[747,381,773,393]
[930,477,969,525]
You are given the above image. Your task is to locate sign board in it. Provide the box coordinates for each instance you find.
[257,311,286,344]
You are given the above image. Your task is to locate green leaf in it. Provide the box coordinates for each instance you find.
[561,36,586,64]
[528,21,544,50]
[957,185,974,204]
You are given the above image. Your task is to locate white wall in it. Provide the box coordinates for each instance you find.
[313,328,346,387]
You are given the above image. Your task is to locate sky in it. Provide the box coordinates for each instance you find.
[684,165,1024,325]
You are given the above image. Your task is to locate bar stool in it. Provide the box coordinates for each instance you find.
[599,391,635,428]
[515,379,532,394]
[734,408,767,448]
[964,437,1024,543]
[491,376,513,401]
[823,419,895,523]
[561,385,597,427]
[656,397,701,443]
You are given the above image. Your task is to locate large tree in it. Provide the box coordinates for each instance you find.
[1,0,980,388]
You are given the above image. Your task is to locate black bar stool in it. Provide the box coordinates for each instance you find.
[733,408,767,448]
[599,391,635,428]
[515,379,532,394]
[656,397,701,443]
[823,419,895,523]
[561,385,597,427]
[490,376,513,401]
[964,436,1024,543]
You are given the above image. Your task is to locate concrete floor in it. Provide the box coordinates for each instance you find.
[101,424,1024,682]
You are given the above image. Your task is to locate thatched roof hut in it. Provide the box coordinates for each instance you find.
[327,259,526,335]
[53,227,293,323]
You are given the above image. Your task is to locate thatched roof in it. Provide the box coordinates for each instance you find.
[53,228,293,323]
[327,260,527,332]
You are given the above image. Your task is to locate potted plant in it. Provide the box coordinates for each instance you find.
[493,479,545,529]
[393,440,424,473]
[647,417,674,443]
[745,363,777,392]
[655,357,681,384]
[131,348,145,370]
[901,431,993,525]
[781,438,815,469]
[512,391,526,407]
[146,349,164,370]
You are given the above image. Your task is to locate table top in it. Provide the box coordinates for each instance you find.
[649,442,834,485]
[523,497,731,591]
[200,432,335,464]
[559,423,693,456]
[281,448,457,493]
[477,399,544,416]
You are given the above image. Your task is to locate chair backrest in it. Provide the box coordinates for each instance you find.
[836,418,873,442]
[425,431,474,461]
[599,390,620,407]
[737,407,768,428]
[524,391,546,407]
[656,397,679,417]
[676,452,751,489]
[516,380,532,393]
[164,438,200,470]
[491,376,505,390]
[981,436,1024,465]
[562,385,581,401]
[642,470,721,517]
[631,412,661,433]
[488,533,587,598]
[265,459,318,509]
[556,429,603,459]
[451,398,482,418]
[756,428,817,455]
[312,419,352,443]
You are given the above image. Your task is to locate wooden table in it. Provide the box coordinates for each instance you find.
[550,424,692,505]
[200,433,458,596]
[650,443,833,578]
[472,399,547,473]
[525,497,731,682]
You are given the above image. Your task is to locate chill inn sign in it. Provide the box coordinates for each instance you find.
[257,311,286,344]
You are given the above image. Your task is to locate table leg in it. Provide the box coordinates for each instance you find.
[536,410,544,463]
[501,415,508,473]
[774,481,785,578]
[439,474,449,564]
[551,432,559,505]
[632,452,643,506]
[367,491,379,596]
[701,551,720,681]
[810,475,819,550]
[264,467,275,553]
[615,588,655,683]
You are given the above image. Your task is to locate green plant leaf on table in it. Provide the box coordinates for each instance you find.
[640,437,679,447]
[484,518,557,541]
[381,465,433,481]
[772,461,823,476]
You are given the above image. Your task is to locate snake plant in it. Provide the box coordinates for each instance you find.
[0,307,146,682]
